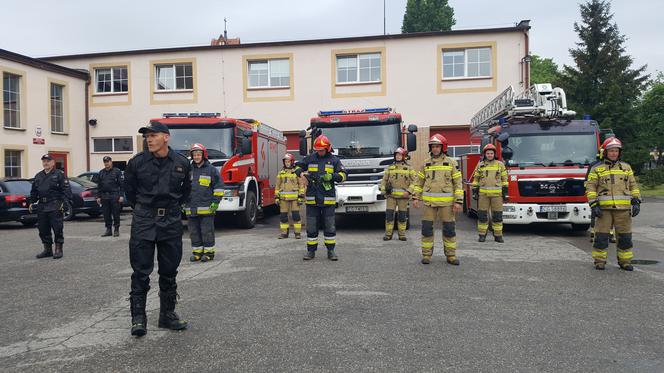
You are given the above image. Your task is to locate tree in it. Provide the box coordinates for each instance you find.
[626,78,664,172]
[558,0,649,141]
[529,54,560,85]
[401,0,455,33]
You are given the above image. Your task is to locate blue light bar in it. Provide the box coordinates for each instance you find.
[318,107,392,116]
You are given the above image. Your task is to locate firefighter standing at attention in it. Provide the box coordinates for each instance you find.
[380,147,416,241]
[275,153,305,239]
[471,144,509,243]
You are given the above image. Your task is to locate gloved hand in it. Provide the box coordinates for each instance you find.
[472,187,479,200]
[297,196,304,205]
[321,173,333,182]
[502,187,509,202]
[210,202,219,212]
[631,198,641,217]
[590,202,602,218]
[385,186,393,195]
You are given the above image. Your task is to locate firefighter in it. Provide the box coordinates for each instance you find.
[380,147,415,241]
[275,153,305,239]
[586,137,641,271]
[185,143,223,262]
[124,122,191,337]
[30,154,73,260]
[471,144,508,243]
[96,156,124,237]
[587,148,617,244]
[294,134,346,261]
[410,134,463,265]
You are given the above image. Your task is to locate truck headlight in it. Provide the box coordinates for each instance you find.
[504,205,516,212]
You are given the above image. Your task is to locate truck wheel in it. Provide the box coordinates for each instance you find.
[238,190,257,229]
[571,223,590,232]
[62,201,75,221]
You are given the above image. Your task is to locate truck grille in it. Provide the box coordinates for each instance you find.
[518,178,586,197]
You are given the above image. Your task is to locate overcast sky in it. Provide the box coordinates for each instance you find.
[1,0,661,76]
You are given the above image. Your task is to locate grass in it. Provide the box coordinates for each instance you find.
[641,184,664,197]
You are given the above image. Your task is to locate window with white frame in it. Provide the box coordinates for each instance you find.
[247,59,290,88]
[336,53,381,84]
[50,83,65,133]
[442,47,491,79]
[2,72,21,128]
[95,67,128,93]
[155,63,193,91]
[448,145,480,157]
[93,137,133,152]
[4,150,22,177]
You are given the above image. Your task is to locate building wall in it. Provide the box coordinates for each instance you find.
[48,30,528,169]
[0,58,87,178]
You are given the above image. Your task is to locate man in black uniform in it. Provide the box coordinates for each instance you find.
[96,156,124,237]
[124,122,191,337]
[30,154,73,260]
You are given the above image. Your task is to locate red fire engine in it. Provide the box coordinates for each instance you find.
[460,84,604,231]
[150,112,286,228]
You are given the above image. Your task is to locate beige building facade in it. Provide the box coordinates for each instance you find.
[1,49,88,178]
[7,21,530,174]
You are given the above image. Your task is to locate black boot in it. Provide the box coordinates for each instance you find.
[619,263,634,271]
[130,295,147,337]
[478,235,486,242]
[101,227,112,237]
[36,243,53,259]
[303,250,315,261]
[158,291,188,331]
[327,249,338,261]
[494,236,504,243]
[595,262,606,270]
[53,243,63,259]
[113,227,120,237]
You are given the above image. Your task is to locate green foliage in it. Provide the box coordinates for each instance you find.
[639,168,664,188]
[401,0,455,33]
[529,54,560,85]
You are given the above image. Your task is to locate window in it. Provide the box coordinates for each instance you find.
[155,63,193,91]
[50,83,64,133]
[442,47,491,79]
[3,73,21,128]
[93,137,133,152]
[336,53,381,83]
[95,67,128,93]
[247,59,290,88]
[4,150,21,177]
[448,145,480,158]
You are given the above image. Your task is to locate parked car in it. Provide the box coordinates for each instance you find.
[77,171,131,208]
[0,178,37,226]
[65,177,102,221]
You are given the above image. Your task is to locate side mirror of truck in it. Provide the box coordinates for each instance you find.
[407,133,417,152]
[407,124,418,133]
[240,137,252,156]
[501,146,513,161]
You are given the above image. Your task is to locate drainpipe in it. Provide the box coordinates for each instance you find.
[85,79,90,171]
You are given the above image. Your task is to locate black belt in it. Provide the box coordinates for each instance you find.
[135,204,177,217]
[40,197,62,203]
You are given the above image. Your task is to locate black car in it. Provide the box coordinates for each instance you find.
[0,178,37,226]
[64,177,102,221]
[77,171,131,208]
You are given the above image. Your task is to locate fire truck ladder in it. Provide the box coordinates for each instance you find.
[470,84,577,135]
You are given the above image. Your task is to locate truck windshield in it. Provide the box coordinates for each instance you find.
[320,123,400,158]
[168,127,234,159]
[506,133,597,166]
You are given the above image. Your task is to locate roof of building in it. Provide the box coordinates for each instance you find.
[0,49,89,80]
[40,21,530,61]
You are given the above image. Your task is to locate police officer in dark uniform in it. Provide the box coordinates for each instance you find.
[294,134,346,261]
[30,154,73,260]
[96,156,124,237]
[124,122,191,337]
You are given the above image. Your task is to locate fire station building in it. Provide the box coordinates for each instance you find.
[1,20,530,177]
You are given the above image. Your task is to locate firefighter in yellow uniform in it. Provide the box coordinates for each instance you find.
[275,153,305,239]
[471,144,509,243]
[411,134,464,265]
[380,147,416,241]
[585,137,641,271]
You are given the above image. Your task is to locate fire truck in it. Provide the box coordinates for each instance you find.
[460,84,603,231]
[298,108,417,215]
[150,112,286,228]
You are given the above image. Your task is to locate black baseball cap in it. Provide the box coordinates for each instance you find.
[138,122,170,135]
[41,154,53,160]
[103,156,112,162]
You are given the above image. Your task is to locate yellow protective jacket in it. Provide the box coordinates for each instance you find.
[275,168,305,200]
[586,160,641,210]
[471,159,508,196]
[380,162,416,199]
[410,154,463,207]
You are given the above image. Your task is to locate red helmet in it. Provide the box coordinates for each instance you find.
[394,147,408,159]
[283,153,295,166]
[483,144,497,154]
[313,135,332,152]
[190,143,208,160]
[600,137,622,159]
[428,134,448,153]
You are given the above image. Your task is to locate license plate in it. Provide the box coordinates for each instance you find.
[547,212,558,220]
[346,205,369,213]
[540,205,566,213]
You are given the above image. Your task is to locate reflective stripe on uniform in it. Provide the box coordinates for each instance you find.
[213,189,225,197]
[280,192,298,199]
[338,172,347,182]
[305,196,316,205]
[425,165,453,172]
[308,165,319,172]
[452,171,461,179]
[598,195,631,205]
[417,172,425,179]
[421,241,434,249]
[198,175,211,187]
[479,186,502,194]
[324,235,336,244]
[324,197,336,205]
[422,192,453,202]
